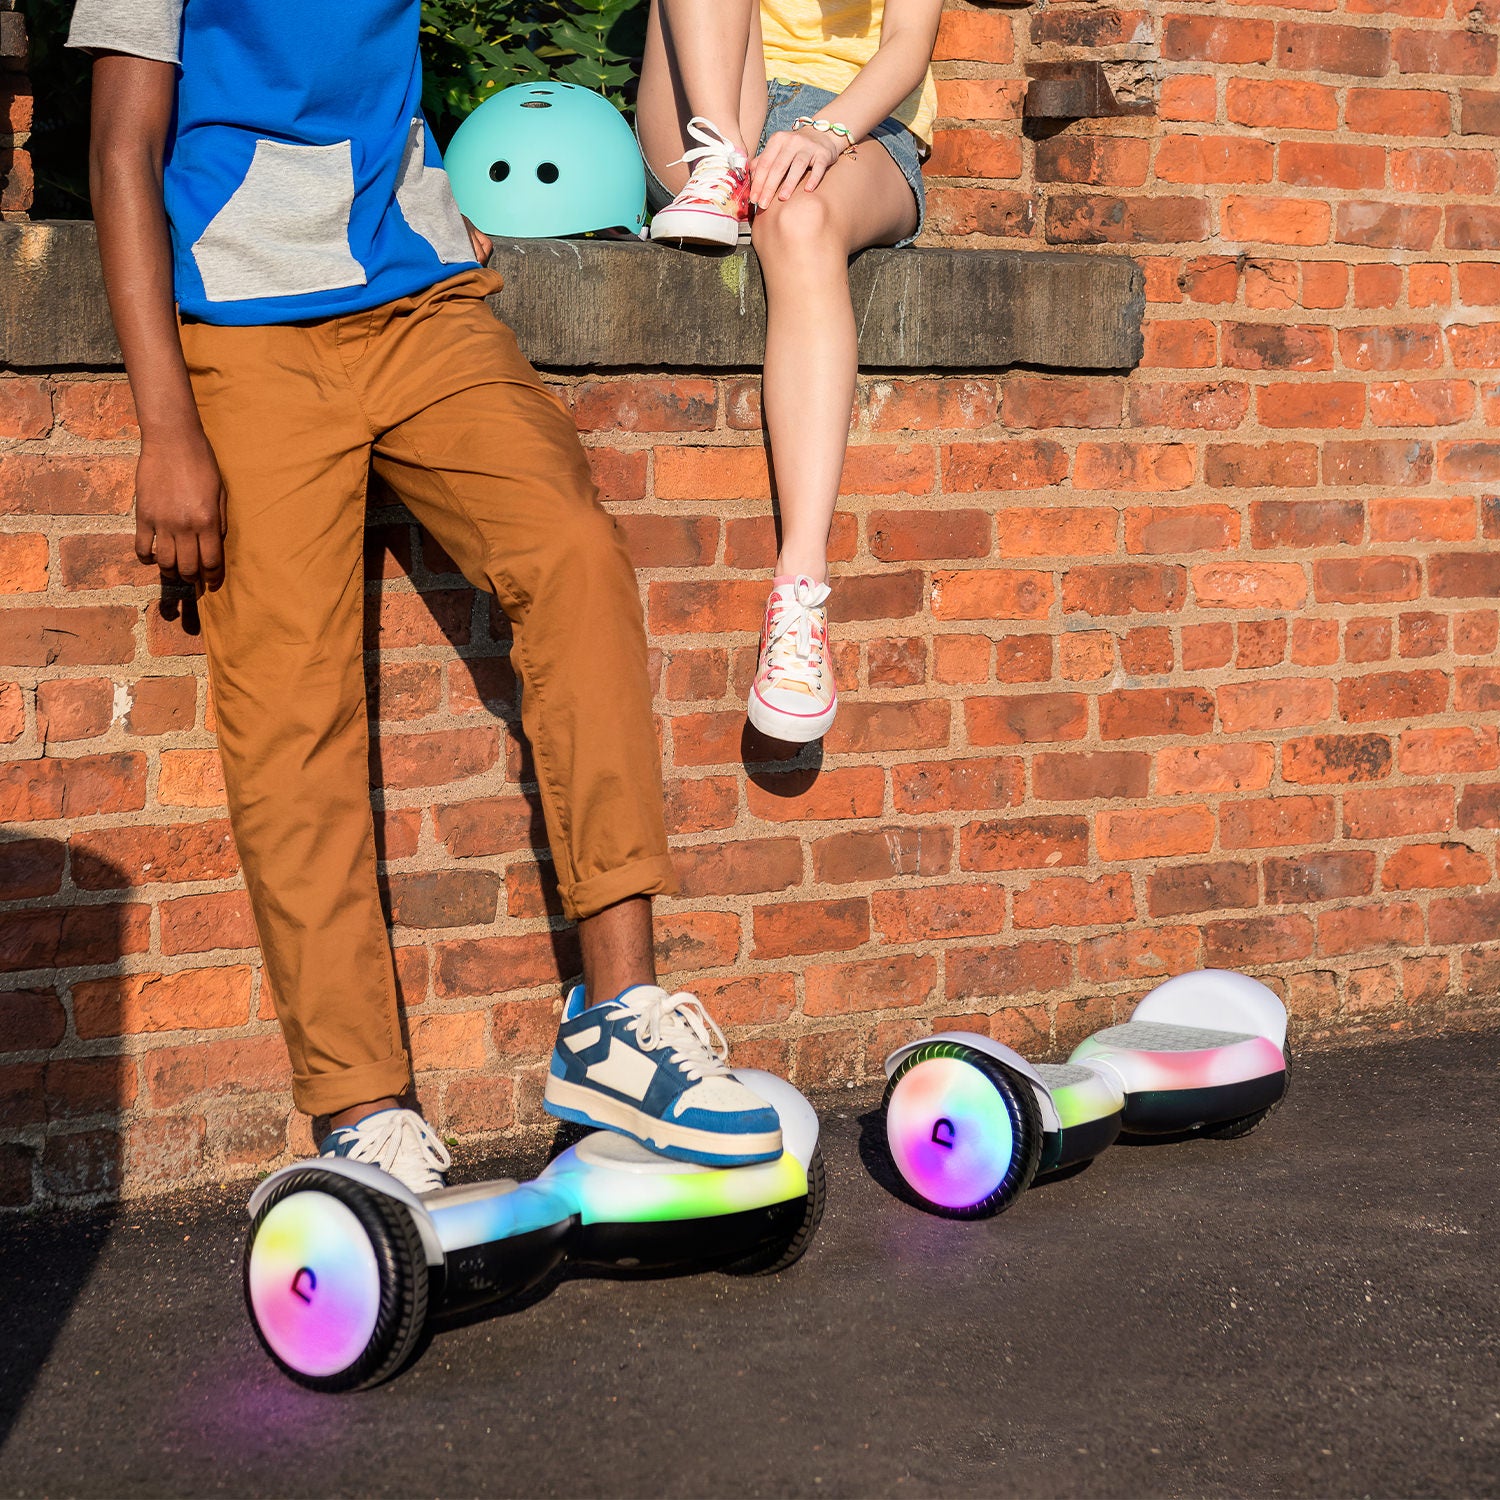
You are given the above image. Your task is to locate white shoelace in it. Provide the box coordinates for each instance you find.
[340,1108,451,1194]
[763,577,832,690]
[616,987,732,1081]
[668,116,747,207]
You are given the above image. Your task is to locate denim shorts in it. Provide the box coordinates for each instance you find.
[642,77,927,247]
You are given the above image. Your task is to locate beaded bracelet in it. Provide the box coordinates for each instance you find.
[791,116,859,158]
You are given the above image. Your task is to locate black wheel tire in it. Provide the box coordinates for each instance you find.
[1200,1043,1293,1140]
[881,1043,1044,1220]
[243,1168,430,1393]
[725,1148,827,1276]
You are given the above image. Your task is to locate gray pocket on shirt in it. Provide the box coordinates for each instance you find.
[394,118,475,265]
[191,139,367,303]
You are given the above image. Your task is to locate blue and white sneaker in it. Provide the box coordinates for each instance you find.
[544,984,783,1167]
[319,1107,451,1195]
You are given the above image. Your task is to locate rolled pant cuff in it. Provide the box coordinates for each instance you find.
[293,1051,413,1120]
[563,854,680,922]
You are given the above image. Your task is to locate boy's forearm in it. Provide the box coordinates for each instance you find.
[94,142,202,441]
[88,53,227,589]
[89,60,203,443]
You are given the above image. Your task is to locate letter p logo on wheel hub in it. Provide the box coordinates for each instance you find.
[884,1048,1041,1216]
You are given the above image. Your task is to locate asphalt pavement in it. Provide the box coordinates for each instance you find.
[1,1030,1496,1499]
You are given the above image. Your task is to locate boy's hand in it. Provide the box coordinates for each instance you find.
[464,216,492,264]
[134,432,228,590]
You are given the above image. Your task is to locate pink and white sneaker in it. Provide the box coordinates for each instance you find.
[747,576,837,743]
[649,117,750,247]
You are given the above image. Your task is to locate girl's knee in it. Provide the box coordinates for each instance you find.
[752,193,840,260]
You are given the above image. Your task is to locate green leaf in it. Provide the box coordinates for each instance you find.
[423,1,648,140]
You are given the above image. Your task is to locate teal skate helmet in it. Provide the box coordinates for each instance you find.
[443,82,647,239]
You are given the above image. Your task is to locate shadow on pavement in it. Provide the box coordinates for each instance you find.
[0,830,130,1447]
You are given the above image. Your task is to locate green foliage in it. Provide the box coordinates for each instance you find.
[420,0,646,149]
[20,0,647,218]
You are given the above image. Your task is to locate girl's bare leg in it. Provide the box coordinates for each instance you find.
[638,0,767,191]
[753,150,919,581]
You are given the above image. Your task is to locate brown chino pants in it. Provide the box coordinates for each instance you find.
[181,269,677,1117]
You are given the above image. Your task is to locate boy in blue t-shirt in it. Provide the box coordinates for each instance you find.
[70,0,783,1190]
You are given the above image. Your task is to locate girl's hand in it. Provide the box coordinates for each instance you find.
[749,128,847,209]
[134,430,228,590]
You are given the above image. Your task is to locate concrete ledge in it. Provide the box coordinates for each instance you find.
[488,237,1143,370]
[1,220,1144,372]
[1,222,121,370]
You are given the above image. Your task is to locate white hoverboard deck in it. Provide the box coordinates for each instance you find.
[879,969,1291,1217]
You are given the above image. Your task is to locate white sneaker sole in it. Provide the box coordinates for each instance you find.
[649,207,742,247]
[543,1074,783,1162]
[747,690,838,744]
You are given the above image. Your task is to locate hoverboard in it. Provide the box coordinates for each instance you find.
[881,969,1289,1218]
[243,1071,823,1390]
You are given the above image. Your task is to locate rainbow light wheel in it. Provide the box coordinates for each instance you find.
[882,1043,1043,1219]
[724,1147,827,1276]
[243,1168,428,1392]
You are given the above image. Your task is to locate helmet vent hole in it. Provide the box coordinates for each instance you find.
[520,100,552,109]
[489,160,510,182]
[536,162,560,184]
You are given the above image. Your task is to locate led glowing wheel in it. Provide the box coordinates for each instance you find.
[243,1169,428,1393]
[725,1147,826,1275]
[882,1043,1042,1219]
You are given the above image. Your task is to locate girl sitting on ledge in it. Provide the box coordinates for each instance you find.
[637,0,942,744]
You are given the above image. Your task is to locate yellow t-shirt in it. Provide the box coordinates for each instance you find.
[760,0,938,147]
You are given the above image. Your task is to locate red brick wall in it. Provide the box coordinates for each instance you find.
[1,1,32,219]
[4,0,1500,1206]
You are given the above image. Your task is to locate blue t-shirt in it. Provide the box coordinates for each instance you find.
[68,0,478,325]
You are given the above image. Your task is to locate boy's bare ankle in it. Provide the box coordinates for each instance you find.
[578,895,656,1007]
[327,1095,400,1131]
